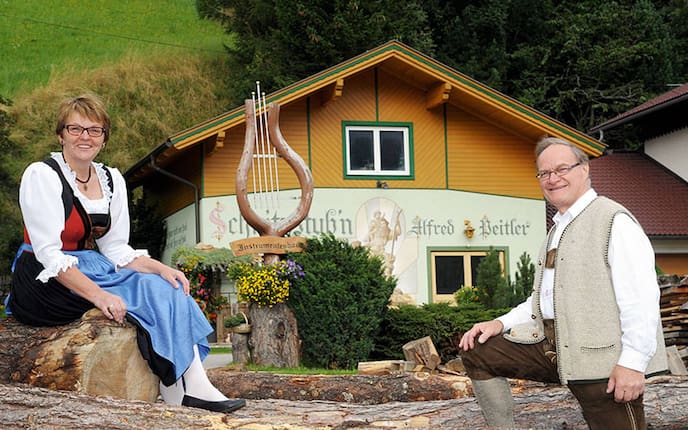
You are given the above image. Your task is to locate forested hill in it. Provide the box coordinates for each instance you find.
[1,0,687,283]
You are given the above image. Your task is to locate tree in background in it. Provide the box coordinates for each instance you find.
[129,189,165,261]
[474,249,535,309]
[0,96,23,296]
[200,0,687,141]
[511,252,535,306]
[424,0,679,137]
[198,0,435,101]
[474,248,510,309]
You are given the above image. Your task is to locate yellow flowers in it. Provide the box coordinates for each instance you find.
[230,259,304,308]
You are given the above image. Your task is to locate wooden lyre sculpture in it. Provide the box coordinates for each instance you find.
[234,83,313,367]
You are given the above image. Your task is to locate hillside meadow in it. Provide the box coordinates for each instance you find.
[0,0,232,98]
[0,0,239,278]
[1,0,239,172]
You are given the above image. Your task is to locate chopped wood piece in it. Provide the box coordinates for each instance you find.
[402,336,440,370]
[357,360,414,375]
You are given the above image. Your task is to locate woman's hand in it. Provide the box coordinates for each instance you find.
[159,265,190,295]
[57,266,127,324]
[124,256,190,295]
[94,291,127,324]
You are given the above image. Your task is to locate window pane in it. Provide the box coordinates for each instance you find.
[380,131,404,171]
[470,255,484,286]
[349,130,374,170]
[435,255,464,295]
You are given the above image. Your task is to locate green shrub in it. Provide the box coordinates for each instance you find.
[453,285,483,310]
[371,303,507,362]
[287,234,396,369]
[511,252,535,306]
[475,248,510,309]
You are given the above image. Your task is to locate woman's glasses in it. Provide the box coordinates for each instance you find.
[64,124,106,138]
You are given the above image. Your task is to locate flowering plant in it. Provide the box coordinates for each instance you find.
[175,251,229,326]
[229,259,305,307]
[454,285,482,309]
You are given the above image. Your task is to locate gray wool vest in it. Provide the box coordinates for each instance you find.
[505,196,668,383]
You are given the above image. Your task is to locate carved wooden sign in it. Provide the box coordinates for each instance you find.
[230,236,306,256]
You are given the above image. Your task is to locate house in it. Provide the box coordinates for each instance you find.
[589,83,688,275]
[124,41,604,304]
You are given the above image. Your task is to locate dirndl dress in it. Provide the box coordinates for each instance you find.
[7,154,213,386]
[9,247,213,386]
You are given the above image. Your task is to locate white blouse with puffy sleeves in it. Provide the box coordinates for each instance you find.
[19,152,148,282]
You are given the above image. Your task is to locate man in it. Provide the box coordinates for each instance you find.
[459,137,667,429]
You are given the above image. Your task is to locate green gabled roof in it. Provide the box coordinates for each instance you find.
[126,40,604,181]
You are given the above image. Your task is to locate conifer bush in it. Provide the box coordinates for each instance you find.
[287,234,396,369]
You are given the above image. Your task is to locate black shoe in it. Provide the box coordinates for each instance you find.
[182,395,246,413]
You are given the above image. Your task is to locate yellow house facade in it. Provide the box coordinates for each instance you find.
[125,41,604,305]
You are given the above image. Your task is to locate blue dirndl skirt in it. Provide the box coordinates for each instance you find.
[8,248,213,386]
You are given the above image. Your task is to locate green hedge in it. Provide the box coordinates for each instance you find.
[370,302,508,362]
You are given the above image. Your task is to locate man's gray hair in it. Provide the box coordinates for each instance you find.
[535,137,590,164]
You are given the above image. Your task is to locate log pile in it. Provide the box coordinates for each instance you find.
[659,274,688,370]
[2,375,688,429]
[0,310,159,402]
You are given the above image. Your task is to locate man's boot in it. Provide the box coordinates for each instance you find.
[471,377,515,428]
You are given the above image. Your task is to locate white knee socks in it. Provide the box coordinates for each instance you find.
[159,379,184,405]
[180,344,229,402]
[159,344,228,404]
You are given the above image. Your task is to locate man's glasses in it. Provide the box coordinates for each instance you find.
[63,124,107,138]
[535,162,581,181]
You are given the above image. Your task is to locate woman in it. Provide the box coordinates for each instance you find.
[6,94,245,413]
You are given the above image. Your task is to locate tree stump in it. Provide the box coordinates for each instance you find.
[0,309,159,402]
[231,331,252,364]
[248,302,300,368]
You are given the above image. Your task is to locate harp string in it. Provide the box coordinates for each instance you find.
[252,82,281,212]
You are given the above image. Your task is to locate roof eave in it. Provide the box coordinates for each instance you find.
[590,93,688,133]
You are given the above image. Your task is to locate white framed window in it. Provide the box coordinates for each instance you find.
[429,249,506,303]
[344,123,412,177]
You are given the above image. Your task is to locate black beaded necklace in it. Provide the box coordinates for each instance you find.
[75,167,92,191]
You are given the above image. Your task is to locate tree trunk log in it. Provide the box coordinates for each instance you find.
[208,370,473,403]
[248,302,300,367]
[0,310,159,402]
[2,376,687,429]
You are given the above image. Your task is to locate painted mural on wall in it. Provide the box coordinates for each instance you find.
[161,188,544,304]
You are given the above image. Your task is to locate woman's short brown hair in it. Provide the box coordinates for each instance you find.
[55,93,111,142]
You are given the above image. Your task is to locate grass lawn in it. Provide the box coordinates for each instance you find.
[0,0,230,97]
[209,346,232,355]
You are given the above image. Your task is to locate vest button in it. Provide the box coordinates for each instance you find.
[531,314,536,319]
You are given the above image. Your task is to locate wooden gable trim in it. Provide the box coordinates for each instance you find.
[162,40,602,159]
[426,82,452,110]
[207,129,227,155]
[321,78,345,106]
